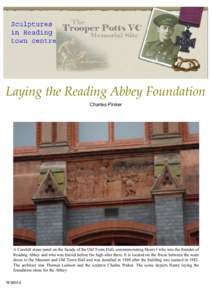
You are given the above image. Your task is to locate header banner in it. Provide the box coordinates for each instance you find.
[4,7,208,78]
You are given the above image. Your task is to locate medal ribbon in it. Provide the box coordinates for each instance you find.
[179,7,203,27]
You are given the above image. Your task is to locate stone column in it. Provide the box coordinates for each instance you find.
[152,163,185,245]
[154,194,185,245]
[32,170,69,245]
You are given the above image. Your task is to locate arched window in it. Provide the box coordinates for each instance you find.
[185,221,199,245]
[13,229,36,246]
[66,221,156,246]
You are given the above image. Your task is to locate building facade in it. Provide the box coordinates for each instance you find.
[13,122,199,246]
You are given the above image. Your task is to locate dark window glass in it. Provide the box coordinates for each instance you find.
[188,122,199,134]
[105,208,119,218]
[115,122,144,140]
[79,122,108,142]
[14,122,36,147]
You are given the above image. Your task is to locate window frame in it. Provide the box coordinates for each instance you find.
[151,122,183,138]
[14,122,198,155]
[13,122,40,155]
[37,122,57,145]
[72,122,151,149]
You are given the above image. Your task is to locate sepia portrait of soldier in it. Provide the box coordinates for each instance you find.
[141,11,183,66]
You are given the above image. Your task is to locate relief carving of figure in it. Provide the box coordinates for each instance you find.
[122,174,138,197]
[100,160,111,198]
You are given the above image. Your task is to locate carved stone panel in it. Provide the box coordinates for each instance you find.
[67,155,154,203]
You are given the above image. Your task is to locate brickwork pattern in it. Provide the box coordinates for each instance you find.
[14,211,36,232]
[14,201,199,245]
[155,195,185,245]
[183,202,199,224]
[36,202,67,245]
[68,203,155,229]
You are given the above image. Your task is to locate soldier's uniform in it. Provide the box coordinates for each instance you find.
[142,14,180,65]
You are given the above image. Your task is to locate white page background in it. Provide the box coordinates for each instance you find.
[0,0,211,298]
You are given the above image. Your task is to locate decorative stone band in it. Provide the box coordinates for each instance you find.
[152,188,185,197]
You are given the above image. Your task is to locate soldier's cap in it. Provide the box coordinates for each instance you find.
[153,14,178,27]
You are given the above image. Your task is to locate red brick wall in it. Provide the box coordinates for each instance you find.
[14,161,41,207]
[180,149,199,195]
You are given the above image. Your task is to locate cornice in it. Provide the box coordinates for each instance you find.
[14,142,199,162]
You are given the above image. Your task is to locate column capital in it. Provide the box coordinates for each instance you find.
[151,163,185,197]
[32,170,69,206]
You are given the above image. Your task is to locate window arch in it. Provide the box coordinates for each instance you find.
[13,228,36,246]
[185,221,199,245]
[66,221,156,246]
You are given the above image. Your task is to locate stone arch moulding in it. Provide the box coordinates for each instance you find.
[66,220,156,246]
[14,228,36,246]
[184,221,199,246]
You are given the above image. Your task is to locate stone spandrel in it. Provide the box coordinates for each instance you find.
[38,161,66,194]
[154,153,181,178]
[152,163,184,195]
[33,170,67,203]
